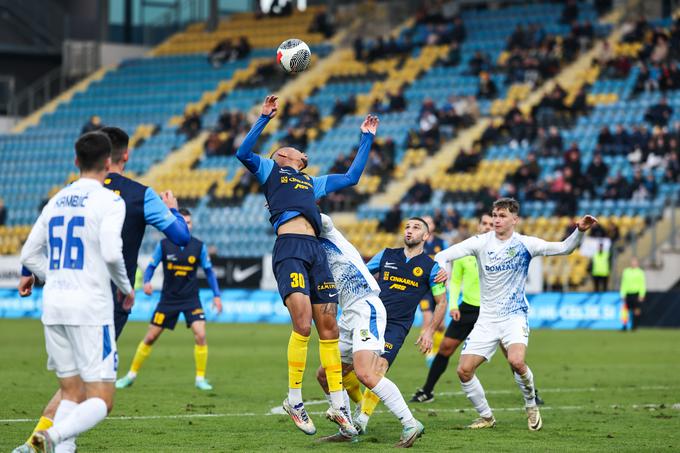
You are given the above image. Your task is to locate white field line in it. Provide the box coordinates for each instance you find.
[2,400,678,424]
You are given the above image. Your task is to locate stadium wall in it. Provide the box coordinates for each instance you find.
[1,289,674,329]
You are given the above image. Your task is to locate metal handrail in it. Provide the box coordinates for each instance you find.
[7,67,78,121]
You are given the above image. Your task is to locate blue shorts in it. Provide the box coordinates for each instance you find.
[382,321,410,366]
[150,299,205,330]
[273,234,338,305]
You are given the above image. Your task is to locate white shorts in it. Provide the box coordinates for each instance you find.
[338,295,387,364]
[460,315,529,361]
[44,324,118,382]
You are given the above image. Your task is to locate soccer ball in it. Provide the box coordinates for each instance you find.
[277,39,311,73]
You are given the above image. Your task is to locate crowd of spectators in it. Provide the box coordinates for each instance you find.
[407,96,479,152]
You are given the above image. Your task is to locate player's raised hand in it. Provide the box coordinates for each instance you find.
[18,275,35,297]
[213,296,223,314]
[576,215,598,232]
[261,95,279,118]
[161,190,179,210]
[360,114,379,135]
[143,282,153,296]
[416,330,433,354]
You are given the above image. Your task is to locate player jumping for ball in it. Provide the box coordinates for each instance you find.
[236,95,378,436]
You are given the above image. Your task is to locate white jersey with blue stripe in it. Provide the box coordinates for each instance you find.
[434,229,584,321]
[319,214,381,310]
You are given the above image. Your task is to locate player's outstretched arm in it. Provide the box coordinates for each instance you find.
[101,197,133,297]
[526,215,598,257]
[144,188,190,246]
[434,235,482,276]
[20,211,48,282]
[316,115,379,196]
[236,95,278,176]
[143,243,162,295]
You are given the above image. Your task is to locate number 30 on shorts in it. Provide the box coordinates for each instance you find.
[290,272,306,289]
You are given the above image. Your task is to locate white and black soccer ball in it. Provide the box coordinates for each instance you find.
[277,39,311,73]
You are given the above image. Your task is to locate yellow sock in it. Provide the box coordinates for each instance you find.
[319,338,343,393]
[343,370,363,404]
[27,416,53,443]
[130,341,153,374]
[288,331,309,389]
[431,330,444,355]
[194,344,208,379]
[361,389,381,416]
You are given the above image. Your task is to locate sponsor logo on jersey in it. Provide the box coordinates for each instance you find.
[317,281,336,291]
[413,266,423,277]
[384,261,398,270]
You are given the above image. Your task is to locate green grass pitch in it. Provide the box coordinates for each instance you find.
[1,319,679,452]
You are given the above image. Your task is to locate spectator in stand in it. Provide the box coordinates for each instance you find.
[379,204,403,233]
[612,124,632,155]
[403,178,433,204]
[236,36,251,59]
[630,169,647,200]
[204,131,233,156]
[643,172,658,198]
[620,257,646,331]
[439,41,461,67]
[570,86,590,115]
[477,72,498,99]
[353,37,364,60]
[545,126,564,155]
[553,181,578,216]
[633,64,658,94]
[209,39,236,67]
[387,88,407,112]
[586,153,609,187]
[0,198,6,226]
[645,97,673,127]
[560,0,579,25]
[448,148,480,173]
[309,10,334,38]
[331,96,356,120]
[178,109,202,140]
[603,173,631,199]
[468,51,492,75]
[665,152,680,182]
[81,115,102,135]
[418,99,441,152]
[590,243,611,292]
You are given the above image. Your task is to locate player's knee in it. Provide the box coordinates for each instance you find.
[507,355,526,373]
[355,368,379,388]
[317,323,339,340]
[457,363,474,381]
[194,333,206,345]
[292,321,312,337]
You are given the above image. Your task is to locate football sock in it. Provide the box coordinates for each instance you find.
[461,375,493,418]
[431,330,444,355]
[342,370,363,404]
[514,367,537,407]
[342,390,353,423]
[319,338,344,408]
[47,398,107,444]
[371,377,416,428]
[423,353,450,394]
[194,344,208,379]
[27,416,53,443]
[129,341,153,376]
[287,331,309,405]
[52,400,77,453]
[360,389,381,416]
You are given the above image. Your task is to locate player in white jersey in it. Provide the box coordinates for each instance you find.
[20,132,134,453]
[434,198,597,431]
[314,214,425,447]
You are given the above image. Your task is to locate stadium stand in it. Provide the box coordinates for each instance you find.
[1,2,678,292]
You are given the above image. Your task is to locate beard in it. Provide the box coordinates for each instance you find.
[404,237,422,247]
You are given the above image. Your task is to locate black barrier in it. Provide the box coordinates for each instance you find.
[639,291,680,327]
[197,257,263,289]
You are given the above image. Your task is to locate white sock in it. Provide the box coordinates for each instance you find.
[53,400,78,453]
[514,367,537,407]
[460,376,493,418]
[371,377,416,428]
[47,398,107,444]
[288,388,303,406]
[342,390,353,423]
[329,390,345,409]
[324,392,332,405]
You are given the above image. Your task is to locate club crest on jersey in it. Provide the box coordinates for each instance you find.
[507,247,517,258]
[281,176,289,183]
[360,329,370,341]
[413,266,423,277]
[188,256,196,264]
